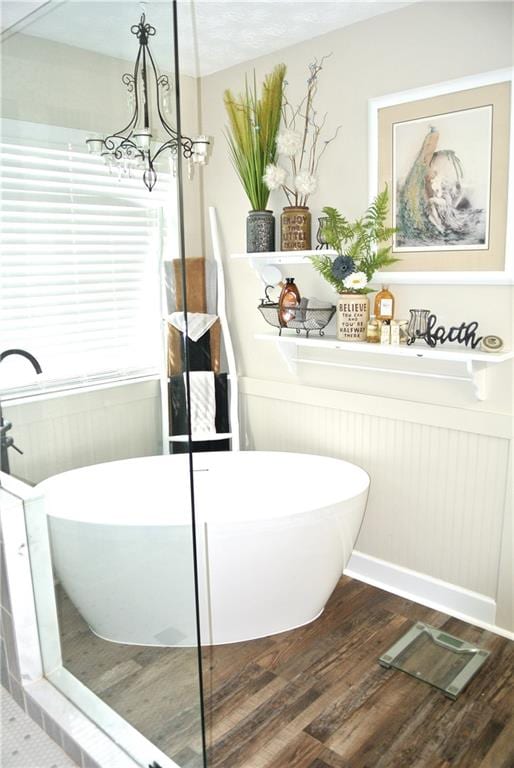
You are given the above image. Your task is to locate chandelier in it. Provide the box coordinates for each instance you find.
[86,13,209,191]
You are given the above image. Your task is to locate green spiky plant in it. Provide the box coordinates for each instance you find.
[224,64,286,211]
[310,186,400,294]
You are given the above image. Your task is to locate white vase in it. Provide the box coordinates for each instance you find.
[336,293,369,342]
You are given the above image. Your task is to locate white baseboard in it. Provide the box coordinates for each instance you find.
[345,551,514,641]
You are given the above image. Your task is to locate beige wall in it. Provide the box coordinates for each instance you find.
[200,2,514,631]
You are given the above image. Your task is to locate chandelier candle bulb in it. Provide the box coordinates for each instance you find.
[134,129,152,150]
[86,137,104,155]
[192,136,210,164]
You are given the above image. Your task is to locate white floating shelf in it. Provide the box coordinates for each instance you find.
[255,333,513,400]
[231,249,337,265]
[256,334,512,363]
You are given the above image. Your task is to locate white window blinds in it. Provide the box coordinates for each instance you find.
[0,122,176,397]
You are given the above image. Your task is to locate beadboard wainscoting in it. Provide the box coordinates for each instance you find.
[239,377,512,635]
[2,379,162,484]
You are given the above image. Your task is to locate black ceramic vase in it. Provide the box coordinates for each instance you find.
[247,210,275,253]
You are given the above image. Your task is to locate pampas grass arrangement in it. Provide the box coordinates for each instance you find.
[224,64,286,211]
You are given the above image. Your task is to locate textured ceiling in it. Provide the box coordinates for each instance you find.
[0,0,53,32]
[1,0,414,76]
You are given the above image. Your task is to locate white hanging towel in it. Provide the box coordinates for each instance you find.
[185,371,216,435]
[168,312,218,342]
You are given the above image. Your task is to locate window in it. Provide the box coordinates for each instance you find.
[0,120,176,398]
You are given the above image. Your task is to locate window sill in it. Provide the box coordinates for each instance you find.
[0,373,160,407]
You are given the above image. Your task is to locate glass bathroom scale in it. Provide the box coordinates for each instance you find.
[378,622,490,699]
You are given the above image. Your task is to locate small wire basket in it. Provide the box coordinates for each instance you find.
[258,301,336,337]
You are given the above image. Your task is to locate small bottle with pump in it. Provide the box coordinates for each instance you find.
[278,277,301,327]
[374,285,395,322]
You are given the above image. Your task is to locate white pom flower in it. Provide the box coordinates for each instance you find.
[263,164,287,190]
[294,170,317,196]
[276,130,302,157]
[343,271,368,291]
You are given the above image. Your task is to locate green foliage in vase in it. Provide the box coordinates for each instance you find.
[310,186,400,294]
[224,64,286,211]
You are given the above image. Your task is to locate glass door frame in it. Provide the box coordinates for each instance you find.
[0,0,208,764]
[0,472,186,768]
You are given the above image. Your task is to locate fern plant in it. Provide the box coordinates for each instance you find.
[224,64,286,211]
[310,186,399,294]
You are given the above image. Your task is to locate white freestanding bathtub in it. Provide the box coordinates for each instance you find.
[38,451,369,647]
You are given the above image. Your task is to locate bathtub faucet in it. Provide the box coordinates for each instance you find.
[0,349,42,474]
[0,348,43,374]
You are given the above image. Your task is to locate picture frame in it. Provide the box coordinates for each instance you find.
[369,69,514,285]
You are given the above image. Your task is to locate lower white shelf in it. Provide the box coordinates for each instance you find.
[255,333,513,401]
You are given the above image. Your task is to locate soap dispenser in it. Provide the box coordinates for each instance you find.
[278,277,301,327]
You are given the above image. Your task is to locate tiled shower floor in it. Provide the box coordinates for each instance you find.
[1,686,78,768]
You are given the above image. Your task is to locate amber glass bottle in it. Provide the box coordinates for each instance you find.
[374,285,395,321]
[278,277,301,327]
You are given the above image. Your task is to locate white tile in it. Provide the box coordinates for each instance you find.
[1,687,79,768]
[27,680,142,768]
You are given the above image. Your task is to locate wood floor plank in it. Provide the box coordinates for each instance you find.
[207,673,285,746]
[439,699,496,764]
[306,663,391,745]
[56,576,514,768]
[207,676,325,767]
[394,695,490,768]
[306,761,333,768]
[273,606,399,682]
[92,659,143,694]
[376,591,452,628]
[243,675,354,768]
[261,731,323,768]
[325,671,431,765]
[205,661,276,718]
[477,717,514,768]
[452,717,506,767]
[307,747,352,768]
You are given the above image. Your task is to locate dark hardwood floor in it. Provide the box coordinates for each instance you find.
[56,577,514,768]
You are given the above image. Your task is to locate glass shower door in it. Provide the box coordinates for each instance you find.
[0,2,206,766]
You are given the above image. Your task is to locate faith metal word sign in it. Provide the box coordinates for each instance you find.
[426,314,483,349]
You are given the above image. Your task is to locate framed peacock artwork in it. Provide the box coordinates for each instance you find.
[369,71,513,282]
